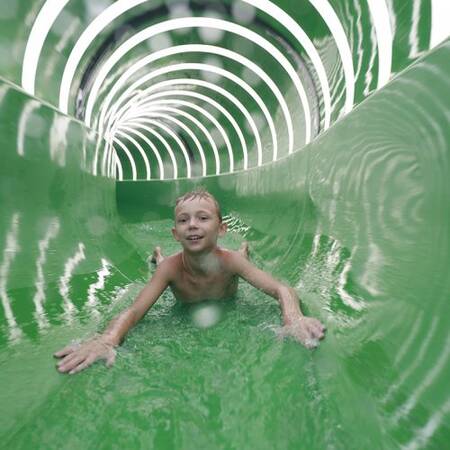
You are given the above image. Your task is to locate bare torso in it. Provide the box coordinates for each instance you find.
[165,250,239,303]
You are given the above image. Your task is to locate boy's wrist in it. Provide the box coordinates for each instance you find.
[283,312,304,326]
[96,333,119,347]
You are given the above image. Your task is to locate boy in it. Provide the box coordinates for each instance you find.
[55,189,325,374]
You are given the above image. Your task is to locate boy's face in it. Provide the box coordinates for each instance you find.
[172,197,226,254]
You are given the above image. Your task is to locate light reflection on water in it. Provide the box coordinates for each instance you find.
[0,5,449,450]
[0,212,22,343]
[32,217,60,330]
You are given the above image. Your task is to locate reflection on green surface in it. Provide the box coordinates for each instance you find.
[1,2,450,449]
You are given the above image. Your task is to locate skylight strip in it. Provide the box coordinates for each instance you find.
[76,17,309,145]
[93,45,279,159]
[104,63,275,164]
[112,136,138,180]
[141,78,263,166]
[122,103,233,174]
[124,107,221,175]
[116,121,178,179]
[118,126,165,179]
[243,0,332,128]
[22,0,70,94]
[58,0,148,112]
[125,114,207,177]
[431,0,450,48]
[309,0,355,113]
[367,0,393,88]
[115,130,151,180]
[134,90,248,171]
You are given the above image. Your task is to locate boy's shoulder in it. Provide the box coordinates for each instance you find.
[216,247,247,269]
[154,252,182,276]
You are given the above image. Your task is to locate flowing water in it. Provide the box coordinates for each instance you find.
[1,1,450,449]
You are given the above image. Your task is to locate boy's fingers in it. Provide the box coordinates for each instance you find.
[60,355,86,373]
[312,324,324,339]
[307,320,325,339]
[69,355,96,375]
[53,345,77,358]
[57,352,83,371]
[56,352,76,367]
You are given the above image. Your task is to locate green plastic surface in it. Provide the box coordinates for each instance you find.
[0,2,449,449]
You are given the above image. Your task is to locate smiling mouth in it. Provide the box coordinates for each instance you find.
[187,235,203,241]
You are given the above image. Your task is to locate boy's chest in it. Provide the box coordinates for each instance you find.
[170,270,238,302]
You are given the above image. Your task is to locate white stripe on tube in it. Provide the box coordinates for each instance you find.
[309,0,355,113]
[120,102,233,174]
[58,0,148,112]
[140,78,263,166]
[123,115,206,177]
[134,90,249,171]
[93,44,289,159]
[112,136,138,180]
[115,130,151,180]
[78,18,310,146]
[124,119,191,178]
[367,0,393,88]
[114,153,124,181]
[118,126,165,179]
[431,0,450,48]
[242,0,332,129]
[104,63,276,163]
[116,122,178,179]
[124,108,221,176]
[22,0,70,94]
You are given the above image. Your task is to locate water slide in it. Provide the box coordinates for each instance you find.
[1,1,449,448]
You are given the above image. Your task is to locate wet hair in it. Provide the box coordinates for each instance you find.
[175,188,222,221]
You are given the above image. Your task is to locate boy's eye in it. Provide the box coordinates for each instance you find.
[177,218,187,223]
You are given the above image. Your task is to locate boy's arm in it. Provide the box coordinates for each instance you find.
[54,260,172,374]
[227,251,325,348]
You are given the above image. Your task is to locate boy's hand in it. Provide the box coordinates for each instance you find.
[280,316,326,349]
[54,335,116,375]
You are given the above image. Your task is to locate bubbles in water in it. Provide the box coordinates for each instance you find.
[231,2,256,25]
[191,303,222,329]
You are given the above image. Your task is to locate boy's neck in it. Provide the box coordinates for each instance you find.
[182,248,220,275]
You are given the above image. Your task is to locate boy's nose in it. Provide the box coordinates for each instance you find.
[188,218,198,228]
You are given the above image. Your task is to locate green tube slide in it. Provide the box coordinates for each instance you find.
[1,1,449,449]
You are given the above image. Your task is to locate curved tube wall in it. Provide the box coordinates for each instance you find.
[0,1,449,448]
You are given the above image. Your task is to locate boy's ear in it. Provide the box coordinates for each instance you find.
[218,221,227,237]
[171,227,180,241]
